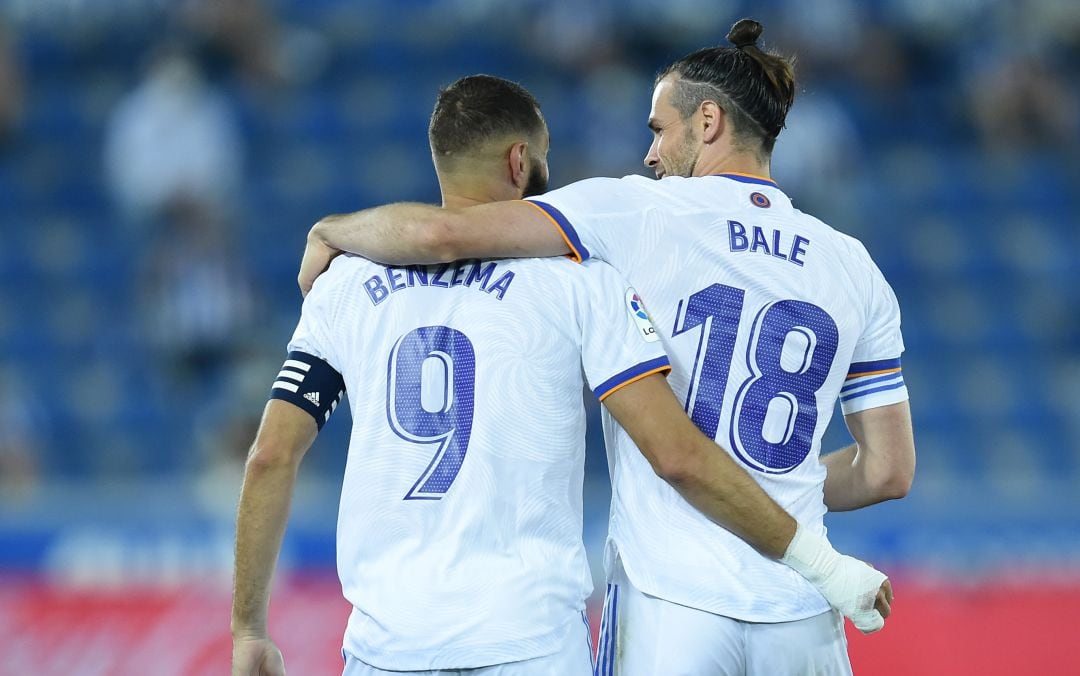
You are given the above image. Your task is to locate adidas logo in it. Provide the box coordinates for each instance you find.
[304,392,320,406]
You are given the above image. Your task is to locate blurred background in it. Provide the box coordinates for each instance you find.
[0,0,1077,674]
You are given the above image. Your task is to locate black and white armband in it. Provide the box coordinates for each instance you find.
[269,351,345,430]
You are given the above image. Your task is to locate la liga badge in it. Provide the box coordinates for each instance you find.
[625,288,660,342]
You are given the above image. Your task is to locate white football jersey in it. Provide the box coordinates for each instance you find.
[527,172,908,622]
[281,254,669,670]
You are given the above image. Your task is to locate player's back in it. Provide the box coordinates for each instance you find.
[531,173,906,622]
[287,253,665,670]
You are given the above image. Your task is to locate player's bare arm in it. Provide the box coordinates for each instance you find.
[299,200,566,295]
[823,401,915,512]
[600,372,795,558]
[601,373,893,633]
[231,399,319,676]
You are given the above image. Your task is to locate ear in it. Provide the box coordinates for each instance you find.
[699,100,725,144]
[507,141,529,191]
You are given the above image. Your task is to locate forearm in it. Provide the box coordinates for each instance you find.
[312,204,453,265]
[666,437,796,559]
[311,200,569,265]
[603,376,796,559]
[231,454,301,637]
[830,402,916,511]
[822,444,859,510]
[822,442,905,511]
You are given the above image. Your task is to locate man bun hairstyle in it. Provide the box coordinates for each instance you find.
[658,18,796,155]
[429,74,545,162]
[727,17,763,49]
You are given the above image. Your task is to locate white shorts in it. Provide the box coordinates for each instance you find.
[595,560,852,676]
[342,613,593,676]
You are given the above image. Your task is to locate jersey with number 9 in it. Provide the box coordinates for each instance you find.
[281,253,669,670]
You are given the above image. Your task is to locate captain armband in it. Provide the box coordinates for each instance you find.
[269,351,345,430]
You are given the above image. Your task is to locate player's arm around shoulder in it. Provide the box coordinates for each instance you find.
[300,200,570,295]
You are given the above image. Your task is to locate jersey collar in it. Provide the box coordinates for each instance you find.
[714,172,779,188]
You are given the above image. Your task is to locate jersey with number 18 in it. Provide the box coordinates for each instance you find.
[527,172,909,623]
[271,253,669,670]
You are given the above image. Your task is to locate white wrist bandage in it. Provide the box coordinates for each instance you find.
[781,524,887,634]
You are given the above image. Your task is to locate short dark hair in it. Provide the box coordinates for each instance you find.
[658,19,796,155]
[428,75,546,161]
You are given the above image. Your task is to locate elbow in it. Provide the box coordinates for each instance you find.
[244,441,300,478]
[412,216,460,263]
[873,467,914,501]
[639,428,708,487]
[648,447,698,488]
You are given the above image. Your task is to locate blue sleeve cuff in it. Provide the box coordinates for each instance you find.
[846,357,901,378]
[524,199,591,263]
[594,356,671,401]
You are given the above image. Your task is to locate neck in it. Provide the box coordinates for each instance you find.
[692,147,771,180]
[441,193,491,209]
[439,178,518,209]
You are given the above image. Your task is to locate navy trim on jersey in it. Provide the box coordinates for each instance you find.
[269,350,345,430]
[715,172,780,187]
[840,380,906,403]
[526,199,592,262]
[847,357,902,378]
[581,610,593,666]
[593,356,672,401]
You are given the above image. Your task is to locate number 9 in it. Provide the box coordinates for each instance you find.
[387,326,476,500]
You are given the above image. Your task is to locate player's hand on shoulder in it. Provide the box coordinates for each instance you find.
[232,635,286,676]
[298,224,342,297]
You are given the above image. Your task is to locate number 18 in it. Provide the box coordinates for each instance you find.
[673,284,838,473]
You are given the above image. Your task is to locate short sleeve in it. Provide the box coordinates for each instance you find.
[269,259,349,429]
[287,260,347,369]
[575,260,671,401]
[840,264,908,415]
[525,176,651,268]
